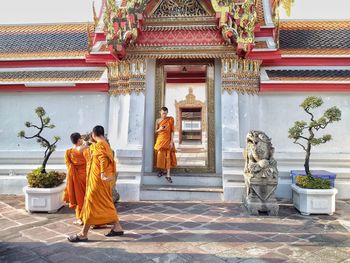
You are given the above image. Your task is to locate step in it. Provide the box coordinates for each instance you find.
[140,185,223,201]
[142,173,222,187]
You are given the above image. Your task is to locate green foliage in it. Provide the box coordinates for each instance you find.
[300,96,323,109]
[18,131,25,138]
[35,107,46,117]
[296,175,331,189]
[288,96,342,174]
[18,106,60,173]
[27,167,66,188]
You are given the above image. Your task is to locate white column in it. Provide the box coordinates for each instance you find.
[143,59,156,173]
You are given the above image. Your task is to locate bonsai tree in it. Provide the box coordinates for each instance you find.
[288,96,341,176]
[18,107,60,174]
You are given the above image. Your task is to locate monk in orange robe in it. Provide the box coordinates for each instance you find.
[68,125,123,242]
[64,133,89,225]
[154,106,177,183]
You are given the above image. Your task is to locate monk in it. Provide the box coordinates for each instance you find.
[154,106,177,183]
[64,133,89,225]
[68,125,123,242]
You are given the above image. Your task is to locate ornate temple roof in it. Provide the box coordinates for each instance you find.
[265,69,350,81]
[279,21,350,56]
[0,23,90,60]
[0,68,106,83]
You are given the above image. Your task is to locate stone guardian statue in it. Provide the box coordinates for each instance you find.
[243,131,279,215]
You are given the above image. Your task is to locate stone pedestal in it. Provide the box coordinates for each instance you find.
[244,178,279,216]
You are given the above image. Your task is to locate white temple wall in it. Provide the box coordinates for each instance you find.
[0,92,109,194]
[223,92,350,202]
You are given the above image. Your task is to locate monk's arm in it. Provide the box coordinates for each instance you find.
[155,119,160,134]
[64,150,72,168]
[96,144,109,175]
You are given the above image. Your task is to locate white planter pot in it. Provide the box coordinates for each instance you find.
[23,182,66,213]
[291,184,338,216]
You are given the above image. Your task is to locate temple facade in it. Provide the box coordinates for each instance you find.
[1,0,350,201]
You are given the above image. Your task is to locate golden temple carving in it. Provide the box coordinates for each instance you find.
[152,0,209,17]
[221,58,261,94]
[211,0,258,55]
[107,59,146,96]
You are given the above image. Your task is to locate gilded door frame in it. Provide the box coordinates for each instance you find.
[154,59,216,173]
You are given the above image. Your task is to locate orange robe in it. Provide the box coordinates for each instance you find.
[154,116,177,169]
[64,148,88,219]
[80,140,118,225]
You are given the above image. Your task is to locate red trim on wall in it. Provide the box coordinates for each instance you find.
[0,83,108,92]
[262,57,350,66]
[166,79,206,83]
[247,50,282,60]
[0,60,105,68]
[93,32,107,42]
[85,54,117,64]
[260,83,350,92]
[255,27,274,38]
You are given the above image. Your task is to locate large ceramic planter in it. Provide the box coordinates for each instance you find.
[291,184,337,215]
[23,182,66,213]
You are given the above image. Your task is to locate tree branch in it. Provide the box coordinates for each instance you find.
[293,140,307,151]
[304,107,315,122]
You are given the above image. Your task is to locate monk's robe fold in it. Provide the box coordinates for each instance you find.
[81,140,118,225]
[64,148,87,219]
[154,116,177,169]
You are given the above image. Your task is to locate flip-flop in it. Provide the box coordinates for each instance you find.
[105,230,124,237]
[165,176,173,183]
[157,171,164,177]
[67,234,88,242]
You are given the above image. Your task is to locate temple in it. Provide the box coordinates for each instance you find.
[1,0,350,201]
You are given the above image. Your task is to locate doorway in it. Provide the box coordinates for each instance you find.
[154,60,215,173]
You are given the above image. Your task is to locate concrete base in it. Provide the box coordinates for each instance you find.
[244,196,279,216]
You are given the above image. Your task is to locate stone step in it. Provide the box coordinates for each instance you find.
[142,173,222,187]
[140,185,223,201]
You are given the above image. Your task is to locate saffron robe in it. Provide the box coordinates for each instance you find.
[64,148,88,218]
[80,140,118,225]
[154,116,177,169]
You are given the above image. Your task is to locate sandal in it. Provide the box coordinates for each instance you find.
[73,219,83,226]
[157,171,164,177]
[105,229,124,237]
[165,176,173,183]
[67,234,88,242]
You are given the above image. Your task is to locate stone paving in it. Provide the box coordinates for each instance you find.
[1,195,350,263]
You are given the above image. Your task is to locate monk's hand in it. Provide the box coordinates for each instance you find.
[101,173,113,182]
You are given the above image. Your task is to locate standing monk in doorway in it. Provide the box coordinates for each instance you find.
[68,125,123,242]
[154,107,177,183]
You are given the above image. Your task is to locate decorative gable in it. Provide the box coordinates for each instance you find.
[151,0,211,17]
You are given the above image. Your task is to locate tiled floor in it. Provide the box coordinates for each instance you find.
[1,195,350,263]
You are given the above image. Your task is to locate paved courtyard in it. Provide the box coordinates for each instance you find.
[1,195,350,263]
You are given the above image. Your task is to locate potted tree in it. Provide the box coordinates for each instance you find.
[288,96,341,215]
[18,107,66,213]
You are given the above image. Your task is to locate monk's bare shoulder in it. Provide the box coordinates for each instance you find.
[156,118,161,124]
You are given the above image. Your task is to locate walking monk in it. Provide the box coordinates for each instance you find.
[64,133,89,225]
[154,107,177,183]
[68,125,124,242]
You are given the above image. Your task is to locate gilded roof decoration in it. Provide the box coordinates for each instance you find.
[152,0,209,17]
